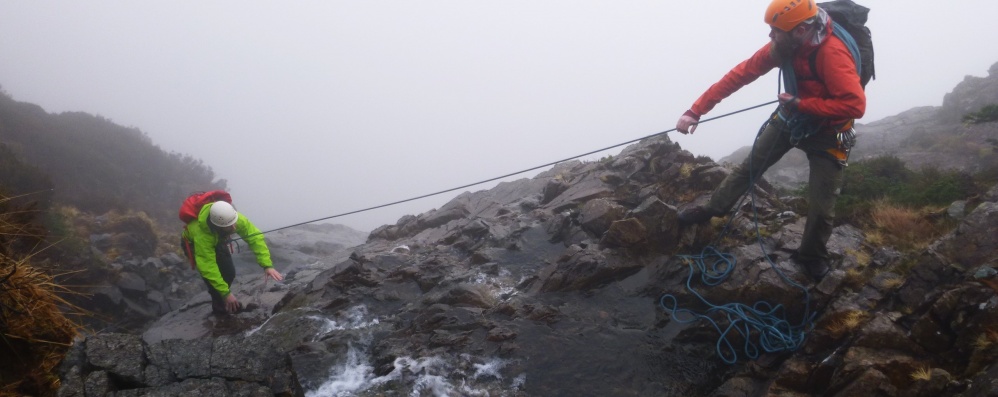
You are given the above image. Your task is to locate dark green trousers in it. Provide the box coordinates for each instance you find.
[705,116,844,263]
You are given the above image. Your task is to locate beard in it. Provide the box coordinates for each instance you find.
[770,38,798,63]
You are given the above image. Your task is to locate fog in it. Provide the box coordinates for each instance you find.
[2,1,996,232]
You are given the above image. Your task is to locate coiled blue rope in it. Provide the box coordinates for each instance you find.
[659,103,816,364]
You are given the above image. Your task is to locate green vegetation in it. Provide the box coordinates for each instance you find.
[962,103,998,124]
[836,156,978,222]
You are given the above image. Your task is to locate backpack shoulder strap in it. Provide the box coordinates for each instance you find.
[808,21,862,85]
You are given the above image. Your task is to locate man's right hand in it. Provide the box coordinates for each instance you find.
[676,109,700,135]
[224,293,242,313]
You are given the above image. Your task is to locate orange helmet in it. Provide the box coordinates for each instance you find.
[765,0,818,32]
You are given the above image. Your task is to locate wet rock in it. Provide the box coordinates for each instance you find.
[84,371,112,397]
[398,204,470,239]
[905,368,953,397]
[709,376,762,397]
[872,247,902,268]
[949,203,998,261]
[146,338,213,379]
[57,365,84,397]
[948,200,968,219]
[961,361,998,397]
[771,357,813,393]
[839,346,918,389]
[116,271,147,293]
[536,246,641,292]
[84,333,145,385]
[628,197,680,252]
[429,329,473,347]
[542,173,615,213]
[829,367,897,397]
[424,284,495,309]
[210,335,284,382]
[92,284,124,306]
[853,315,924,354]
[579,198,628,237]
[486,326,517,342]
[90,233,113,251]
[600,218,648,248]
[542,179,571,204]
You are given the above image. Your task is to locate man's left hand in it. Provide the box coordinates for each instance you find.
[264,267,284,282]
[778,93,800,109]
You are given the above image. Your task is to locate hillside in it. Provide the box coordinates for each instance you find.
[0,90,225,223]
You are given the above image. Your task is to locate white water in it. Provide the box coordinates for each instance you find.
[309,305,380,342]
[307,351,526,397]
[471,267,520,302]
[305,297,527,396]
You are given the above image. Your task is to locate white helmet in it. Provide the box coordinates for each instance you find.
[208,201,239,227]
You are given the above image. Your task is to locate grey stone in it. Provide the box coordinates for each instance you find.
[116,271,147,293]
[84,333,145,384]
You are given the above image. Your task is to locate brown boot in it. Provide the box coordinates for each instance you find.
[678,205,719,225]
[791,252,829,282]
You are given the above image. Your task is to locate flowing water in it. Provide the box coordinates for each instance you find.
[302,308,528,396]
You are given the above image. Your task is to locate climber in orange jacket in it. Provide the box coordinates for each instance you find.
[675,0,866,280]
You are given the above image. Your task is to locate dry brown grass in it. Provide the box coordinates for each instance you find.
[825,310,869,337]
[910,366,933,381]
[1,197,82,396]
[867,199,949,252]
[843,268,869,290]
[973,328,998,350]
[847,248,872,268]
[880,274,906,290]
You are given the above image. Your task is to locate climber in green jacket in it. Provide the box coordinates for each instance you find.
[182,201,283,314]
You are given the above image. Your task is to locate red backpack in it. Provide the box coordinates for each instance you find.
[179,190,233,269]
[179,190,233,224]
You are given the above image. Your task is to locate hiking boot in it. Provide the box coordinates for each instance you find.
[210,300,230,316]
[791,253,830,282]
[678,205,719,225]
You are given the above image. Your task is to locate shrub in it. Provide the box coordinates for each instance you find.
[837,156,978,223]
[962,104,998,124]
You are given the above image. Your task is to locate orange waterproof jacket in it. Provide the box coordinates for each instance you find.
[690,25,865,129]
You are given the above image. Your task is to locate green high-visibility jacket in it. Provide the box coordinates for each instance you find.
[182,202,273,297]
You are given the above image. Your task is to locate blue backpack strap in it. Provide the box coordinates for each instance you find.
[808,21,862,84]
[780,59,799,96]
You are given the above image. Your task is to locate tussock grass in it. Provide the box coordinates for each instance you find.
[843,268,869,290]
[880,274,906,290]
[1,195,82,396]
[825,310,868,337]
[868,199,949,253]
[973,329,998,351]
[910,366,933,381]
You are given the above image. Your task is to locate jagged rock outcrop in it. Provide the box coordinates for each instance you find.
[60,102,998,395]
[59,128,998,396]
[940,62,998,124]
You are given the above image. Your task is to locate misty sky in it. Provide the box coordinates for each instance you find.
[2,1,997,233]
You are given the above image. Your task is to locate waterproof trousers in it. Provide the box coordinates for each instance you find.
[704,115,845,263]
[181,235,237,314]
